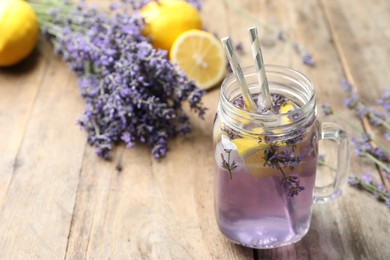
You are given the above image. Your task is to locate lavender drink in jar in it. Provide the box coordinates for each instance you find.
[213,65,349,249]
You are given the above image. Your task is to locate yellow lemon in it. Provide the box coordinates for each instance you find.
[0,0,39,66]
[170,29,226,89]
[140,0,202,51]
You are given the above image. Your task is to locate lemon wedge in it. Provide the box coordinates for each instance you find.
[170,29,226,89]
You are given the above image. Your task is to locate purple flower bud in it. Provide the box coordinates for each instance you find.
[302,52,314,67]
[322,104,333,116]
[348,176,359,186]
[277,30,287,41]
[385,196,390,209]
[385,133,390,142]
[343,94,360,109]
[361,173,372,185]
[340,79,353,93]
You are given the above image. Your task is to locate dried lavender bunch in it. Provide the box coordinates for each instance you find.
[29,0,206,159]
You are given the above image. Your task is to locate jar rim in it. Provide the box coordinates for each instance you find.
[220,64,315,124]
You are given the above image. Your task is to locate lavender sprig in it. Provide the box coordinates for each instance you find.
[348,174,390,209]
[29,0,207,159]
[263,143,305,197]
[221,149,238,179]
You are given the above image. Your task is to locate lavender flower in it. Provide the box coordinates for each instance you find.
[263,143,305,197]
[385,197,390,208]
[302,52,314,67]
[378,89,390,118]
[281,176,304,197]
[343,93,360,109]
[348,174,390,209]
[271,94,288,113]
[361,172,372,185]
[235,43,245,55]
[221,149,238,179]
[233,96,245,109]
[322,104,333,116]
[291,42,315,67]
[31,0,206,159]
[121,0,203,11]
[276,30,287,41]
[221,126,242,140]
[340,78,353,93]
[287,184,305,197]
[185,0,203,10]
[348,176,359,186]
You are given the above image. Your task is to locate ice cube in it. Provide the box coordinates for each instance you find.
[214,141,244,171]
[221,135,237,151]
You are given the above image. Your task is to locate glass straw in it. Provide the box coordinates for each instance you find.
[221,37,257,112]
[248,27,273,113]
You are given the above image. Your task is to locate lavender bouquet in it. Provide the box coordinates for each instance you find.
[28,0,206,159]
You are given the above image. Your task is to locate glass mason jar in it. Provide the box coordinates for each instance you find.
[213,65,349,249]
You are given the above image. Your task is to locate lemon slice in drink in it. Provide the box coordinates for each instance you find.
[280,101,296,123]
[170,30,226,90]
[231,137,276,179]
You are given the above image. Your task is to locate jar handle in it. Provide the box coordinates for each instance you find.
[315,122,350,203]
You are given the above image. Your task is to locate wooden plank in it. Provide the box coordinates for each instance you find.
[65,0,253,259]
[0,41,49,209]
[0,47,86,258]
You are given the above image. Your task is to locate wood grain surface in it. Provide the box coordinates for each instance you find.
[0,0,389,259]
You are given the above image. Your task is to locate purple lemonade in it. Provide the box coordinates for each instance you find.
[213,94,319,248]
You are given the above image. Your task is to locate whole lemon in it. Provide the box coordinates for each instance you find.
[140,0,202,51]
[0,0,39,67]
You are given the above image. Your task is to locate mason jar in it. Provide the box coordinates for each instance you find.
[213,65,349,249]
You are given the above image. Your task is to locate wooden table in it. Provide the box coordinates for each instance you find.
[1,0,389,259]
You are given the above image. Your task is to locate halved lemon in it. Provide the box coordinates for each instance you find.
[170,29,226,90]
